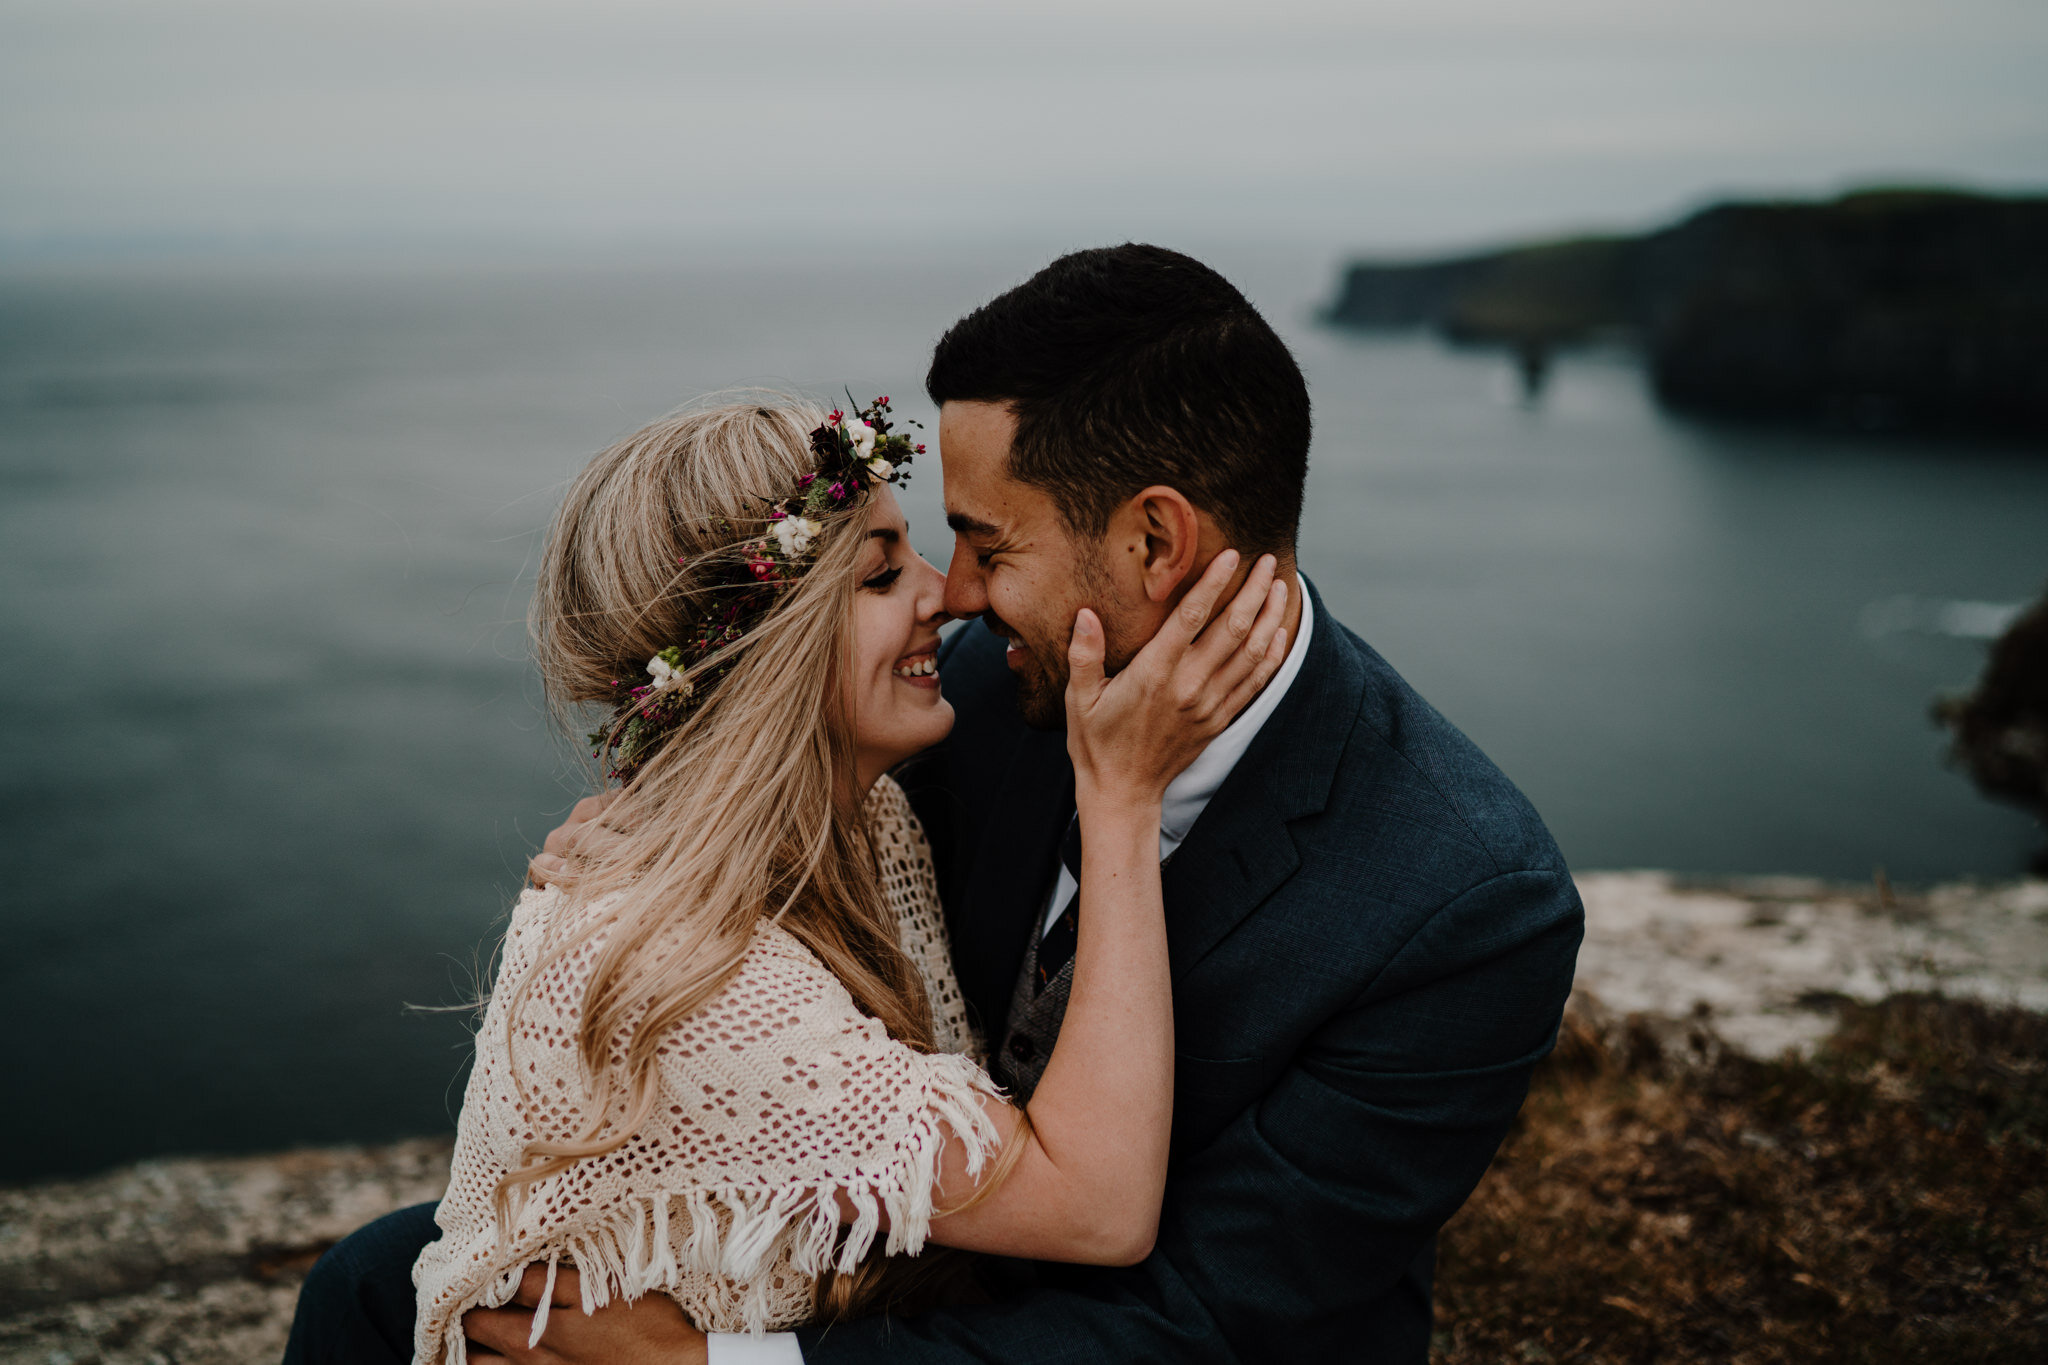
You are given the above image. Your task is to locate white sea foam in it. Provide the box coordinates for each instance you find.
[1859,594,2025,640]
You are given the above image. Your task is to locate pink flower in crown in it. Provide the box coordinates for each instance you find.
[828,481,847,501]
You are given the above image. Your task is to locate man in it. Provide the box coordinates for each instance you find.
[288,244,1582,1364]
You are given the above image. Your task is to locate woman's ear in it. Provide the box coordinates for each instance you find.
[1131,486,1203,604]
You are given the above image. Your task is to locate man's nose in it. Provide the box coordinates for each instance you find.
[942,546,987,620]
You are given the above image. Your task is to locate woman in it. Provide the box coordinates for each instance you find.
[411,397,1288,1361]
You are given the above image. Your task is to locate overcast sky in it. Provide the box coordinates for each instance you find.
[4,0,2044,259]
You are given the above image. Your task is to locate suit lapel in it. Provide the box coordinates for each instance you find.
[1162,580,1364,980]
[951,726,1073,1035]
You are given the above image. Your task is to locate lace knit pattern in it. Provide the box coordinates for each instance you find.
[411,776,997,1363]
[867,775,980,1063]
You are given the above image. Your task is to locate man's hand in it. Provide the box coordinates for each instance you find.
[463,1264,707,1365]
[527,793,618,889]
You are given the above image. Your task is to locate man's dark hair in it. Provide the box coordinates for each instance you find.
[926,244,1310,554]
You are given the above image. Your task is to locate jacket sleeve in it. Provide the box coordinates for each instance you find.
[796,868,1584,1364]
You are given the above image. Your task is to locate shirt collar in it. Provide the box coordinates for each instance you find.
[1158,573,1314,848]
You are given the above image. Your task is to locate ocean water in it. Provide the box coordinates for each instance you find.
[3,249,2044,1179]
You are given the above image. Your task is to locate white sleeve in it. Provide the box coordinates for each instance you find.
[707,1332,806,1365]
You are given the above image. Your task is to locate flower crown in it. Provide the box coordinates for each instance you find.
[589,396,923,783]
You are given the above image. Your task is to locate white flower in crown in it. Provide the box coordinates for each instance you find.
[771,514,823,558]
[645,652,692,696]
[842,417,877,459]
[867,454,895,480]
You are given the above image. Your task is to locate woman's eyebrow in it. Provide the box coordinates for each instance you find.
[866,528,901,544]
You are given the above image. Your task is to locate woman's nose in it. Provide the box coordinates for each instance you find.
[912,554,952,626]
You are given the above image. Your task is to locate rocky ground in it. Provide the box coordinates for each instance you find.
[0,1140,451,1365]
[1572,871,2048,1058]
[4,873,2045,1364]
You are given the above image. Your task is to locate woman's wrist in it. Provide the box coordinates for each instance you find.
[1073,783,1164,836]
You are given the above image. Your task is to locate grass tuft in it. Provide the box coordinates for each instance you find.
[1433,993,2048,1364]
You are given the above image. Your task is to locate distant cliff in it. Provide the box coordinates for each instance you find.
[1938,584,2048,871]
[1324,190,2048,435]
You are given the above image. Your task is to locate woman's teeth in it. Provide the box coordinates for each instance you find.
[894,656,938,678]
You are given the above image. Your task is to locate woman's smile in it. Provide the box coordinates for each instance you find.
[893,650,941,688]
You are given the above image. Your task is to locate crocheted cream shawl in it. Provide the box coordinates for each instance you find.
[412,776,997,1363]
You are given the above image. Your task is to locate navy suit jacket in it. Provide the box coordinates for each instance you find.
[797,581,1584,1363]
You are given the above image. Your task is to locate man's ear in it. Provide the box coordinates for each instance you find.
[1131,486,1202,605]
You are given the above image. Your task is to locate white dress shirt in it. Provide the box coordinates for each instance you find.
[708,577,1313,1365]
[1038,573,1313,935]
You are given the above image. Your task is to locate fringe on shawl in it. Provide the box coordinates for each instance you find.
[419,1051,1003,1365]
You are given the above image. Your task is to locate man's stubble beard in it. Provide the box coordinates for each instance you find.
[1012,548,1124,732]
[1013,640,1070,731]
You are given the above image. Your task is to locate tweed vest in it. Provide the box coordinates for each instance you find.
[990,911,1075,1104]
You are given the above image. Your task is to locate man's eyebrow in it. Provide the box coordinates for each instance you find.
[945,510,1002,537]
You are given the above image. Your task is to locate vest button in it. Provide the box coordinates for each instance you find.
[1007,1034,1036,1063]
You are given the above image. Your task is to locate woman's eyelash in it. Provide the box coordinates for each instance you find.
[862,567,903,591]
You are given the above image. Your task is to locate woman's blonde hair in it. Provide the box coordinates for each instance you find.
[502,397,978,1317]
